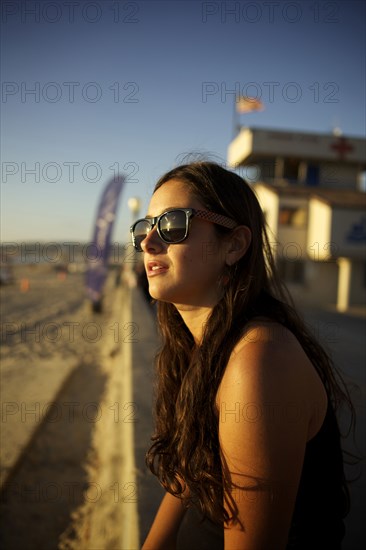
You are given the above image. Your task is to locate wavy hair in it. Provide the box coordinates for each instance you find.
[145,161,354,524]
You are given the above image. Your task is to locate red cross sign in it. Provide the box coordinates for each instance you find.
[331,137,354,159]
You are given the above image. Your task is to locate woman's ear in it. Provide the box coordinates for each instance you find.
[225,225,252,266]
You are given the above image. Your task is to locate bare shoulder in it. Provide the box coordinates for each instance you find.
[237,318,304,354]
[217,319,327,439]
[223,319,310,382]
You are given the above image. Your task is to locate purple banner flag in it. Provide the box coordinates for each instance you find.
[86,174,125,308]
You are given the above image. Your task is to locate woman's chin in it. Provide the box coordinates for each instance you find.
[148,284,185,305]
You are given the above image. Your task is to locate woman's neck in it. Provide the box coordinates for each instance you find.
[174,304,213,344]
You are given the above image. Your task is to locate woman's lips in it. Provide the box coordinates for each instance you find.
[146,260,169,277]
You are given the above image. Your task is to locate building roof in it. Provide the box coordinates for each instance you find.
[255,181,366,209]
[313,189,366,209]
[228,127,366,167]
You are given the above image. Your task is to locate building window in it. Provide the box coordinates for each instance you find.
[278,259,305,284]
[306,164,320,186]
[283,159,300,182]
[278,206,307,227]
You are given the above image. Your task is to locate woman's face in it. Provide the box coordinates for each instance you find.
[141,179,229,308]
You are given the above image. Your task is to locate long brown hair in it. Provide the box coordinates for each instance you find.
[145,161,354,524]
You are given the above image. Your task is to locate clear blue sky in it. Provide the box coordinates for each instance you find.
[1,0,365,244]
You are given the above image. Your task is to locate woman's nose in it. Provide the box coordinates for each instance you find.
[140,226,165,253]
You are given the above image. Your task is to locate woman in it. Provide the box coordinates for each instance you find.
[130,162,352,549]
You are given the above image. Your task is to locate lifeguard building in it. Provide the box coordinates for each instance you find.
[227,127,366,311]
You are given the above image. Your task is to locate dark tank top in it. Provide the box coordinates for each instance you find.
[176,403,348,549]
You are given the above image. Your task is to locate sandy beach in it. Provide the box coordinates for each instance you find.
[1,264,142,549]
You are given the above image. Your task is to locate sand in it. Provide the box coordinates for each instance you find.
[0,264,138,549]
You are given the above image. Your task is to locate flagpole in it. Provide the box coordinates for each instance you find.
[232,96,239,138]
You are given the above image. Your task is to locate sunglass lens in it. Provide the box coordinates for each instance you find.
[159,211,187,243]
[133,220,151,250]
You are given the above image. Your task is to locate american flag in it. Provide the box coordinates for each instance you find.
[236,96,264,113]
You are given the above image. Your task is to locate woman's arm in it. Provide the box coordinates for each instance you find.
[217,323,327,549]
[141,491,187,550]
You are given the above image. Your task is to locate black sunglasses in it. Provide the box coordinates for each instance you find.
[130,208,237,252]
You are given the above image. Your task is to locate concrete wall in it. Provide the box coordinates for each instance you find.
[288,260,339,307]
[319,162,360,189]
[277,195,308,259]
[307,199,333,260]
[284,258,365,310]
[330,209,366,259]
[253,183,279,243]
[349,260,366,306]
